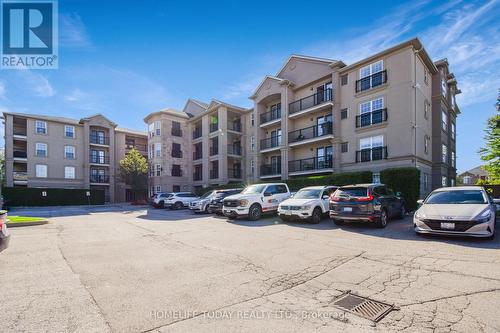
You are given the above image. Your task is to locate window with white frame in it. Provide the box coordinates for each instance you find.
[359,135,384,162]
[360,60,383,79]
[35,120,47,134]
[358,97,384,127]
[463,176,471,184]
[442,144,447,163]
[36,143,47,157]
[148,123,155,138]
[442,176,447,187]
[423,173,429,191]
[156,185,161,193]
[451,122,456,140]
[424,101,429,119]
[64,166,75,179]
[35,164,47,178]
[250,136,255,151]
[155,143,161,157]
[64,146,75,159]
[358,60,384,91]
[155,164,161,176]
[451,179,455,186]
[424,136,429,154]
[451,151,455,167]
[372,172,381,184]
[424,69,429,85]
[149,144,154,159]
[251,113,255,127]
[441,77,447,97]
[155,121,161,136]
[64,125,75,138]
[250,160,255,175]
[360,135,384,150]
[150,186,155,197]
[441,110,447,131]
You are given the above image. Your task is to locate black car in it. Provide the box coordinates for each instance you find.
[208,189,243,215]
[0,211,10,253]
[329,184,406,228]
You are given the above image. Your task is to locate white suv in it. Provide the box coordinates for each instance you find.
[278,186,338,224]
[189,190,215,213]
[223,183,291,220]
[164,192,199,209]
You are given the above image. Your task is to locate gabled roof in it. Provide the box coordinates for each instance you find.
[143,108,189,123]
[459,166,488,177]
[276,54,339,78]
[115,127,147,136]
[2,111,81,125]
[79,113,117,127]
[249,75,292,99]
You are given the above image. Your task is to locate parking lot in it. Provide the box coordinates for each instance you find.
[1,207,500,332]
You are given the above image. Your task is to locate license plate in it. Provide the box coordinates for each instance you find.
[440,222,455,230]
[343,207,353,212]
[224,210,231,214]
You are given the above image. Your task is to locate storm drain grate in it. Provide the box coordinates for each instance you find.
[332,292,394,322]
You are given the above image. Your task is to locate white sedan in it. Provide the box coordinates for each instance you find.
[414,186,496,239]
[278,186,338,224]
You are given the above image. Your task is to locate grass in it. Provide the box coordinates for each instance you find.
[7,216,46,223]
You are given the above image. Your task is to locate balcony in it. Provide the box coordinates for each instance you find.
[227,144,242,156]
[228,168,242,179]
[209,123,219,133]
[172,150,182,158]
[260,108,281,126]
[288,122,333,145]
[89,154,110,164]
[355,70,387,93]
[260,164,281,177]
[13,129,27,140]
[126,143,147,151]
[13,151,27,159]
[90,134,110,146]
[356,109,388,128]
[288,157,333,174]
[90,174,110,184]
[193,151,202,160]
[227,121,242,132]
[210,146,218,156]
[260,135,281,151]
[289,88,333,116]
[192,127,202,139]
[13,171,28,181]
[171,128,182,137]
[355,146,388,163]
[210,169,218,179]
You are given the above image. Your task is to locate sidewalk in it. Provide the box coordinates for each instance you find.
[7,203,149,218]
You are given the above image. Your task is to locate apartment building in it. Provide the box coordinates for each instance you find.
[143,99,250,195]
[248,38,459,196]
[3,112,148,202]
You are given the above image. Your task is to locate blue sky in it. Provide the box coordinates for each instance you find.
[0,0,499,172]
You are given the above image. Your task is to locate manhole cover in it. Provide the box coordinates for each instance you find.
[333,292,394,322]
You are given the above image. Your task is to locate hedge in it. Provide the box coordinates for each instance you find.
[2,187,105,207]
[380,167,420,211]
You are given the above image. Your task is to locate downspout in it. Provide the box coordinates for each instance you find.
[413,46,423,168]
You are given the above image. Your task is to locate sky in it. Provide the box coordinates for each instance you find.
[0,0,499,172]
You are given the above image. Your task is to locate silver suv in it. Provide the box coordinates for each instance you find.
[164,192,199,210]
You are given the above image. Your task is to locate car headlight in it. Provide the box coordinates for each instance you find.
[239,199,248,207]
[476,209,492,223]
[301,205,311,210]
[414,210,426,220]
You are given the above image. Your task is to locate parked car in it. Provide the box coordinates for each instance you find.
[0,211,10,253]
[414,186,496,238]
[164,192,199,209]
[189,190,216,213]
[329,184,406,228]
[278,186,338,223]
[208,189,243,215]
[223,183,291,221]
[152,192,173,208]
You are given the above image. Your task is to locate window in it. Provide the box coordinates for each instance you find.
[357,60,384,92]
[441,110,447,131]
[172,121,182,136]
[149,164,154,177]
[442,176,447,187]
[36,143,47,157]
[451,179,455,187]
[251,113,255,127]
[64,166,75,179]
[341,74,348,86]
[423,173,429,191]
[442,144,447,163]
[172,143,182,158]
[155,143,161,157]
[451,151,456,168]
[451,122,456,140]
[155,121,161,136]
[64,125,75,138]
[358,135,385,162]
[358,98,385,127]
[463,176,471,184]
[441,77,447,97]
[172,164,182,177]
[424,101,429,120]
[340,108,348,119]
[372,172,381,184]
[35,164,47,178]
[150,186,155,197]
[250,136,255,151]
[148,123,155,138]
[424,69,429,85]
[360,135,383,150]
[64,146,75,159]
[35,120,47,134]
[173,185,180,192]
[341,142,348,153]
[156,164,161,176]
[156,185,161,193]
[250,160,255,175]
[424,136,429,154]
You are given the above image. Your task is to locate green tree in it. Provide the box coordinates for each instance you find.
[479,89,500,184]
[119,148,148,199]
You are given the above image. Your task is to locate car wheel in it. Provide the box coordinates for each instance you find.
[399,205,406,219]
[248,204,262,221]
[204,205,209,214]
[174,202,183,210]
[310,207,322,224]
[377,209,388,228]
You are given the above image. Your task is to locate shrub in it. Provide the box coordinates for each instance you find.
[380,167,420,211]
[2,187,105,207]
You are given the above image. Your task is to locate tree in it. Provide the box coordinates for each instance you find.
[479,89,500,184]
[119,148,148,200]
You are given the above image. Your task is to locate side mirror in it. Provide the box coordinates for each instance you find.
[396,192,402,197]
[264,192,272,197]
[417,199,424,205]
[322,195,329,200]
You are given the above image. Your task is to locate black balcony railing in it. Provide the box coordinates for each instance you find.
[192,127,202,139]
[172,150,182,158]
[227,121,242,132]
[355,70,387,92]
[260,108,281,124]
[355,146,388,163]
[193,172,203,181]
[210,146,218,156]
[90,134,110,145]
[289,88,333,115]
[288,156,333,173]
[227,144,242,155]
[260,135,281,150]
[90,174,110,183]
[172,168,182,177]
[89,154,110,164]
[171,128,182,137]
[260,163,281,176]
[209,123,219,133]
[193,151,202,160]
[288,122,333,144]
[13,151,27,158]
[210,169,218,179]
[228,168,242,179]
[356,109,388,128]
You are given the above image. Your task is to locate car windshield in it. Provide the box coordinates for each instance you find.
[335,187,368,198]
[425,190,487,204]
[242,184,266,194]
[200,191,213,199]
[293,189,321,199]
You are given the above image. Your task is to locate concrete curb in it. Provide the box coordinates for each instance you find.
[7,219,49,228]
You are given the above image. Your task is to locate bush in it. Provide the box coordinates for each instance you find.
[380,167,420,211]
[2,187,105,207]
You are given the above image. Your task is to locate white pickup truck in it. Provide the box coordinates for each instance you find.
[222,183,291,220]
